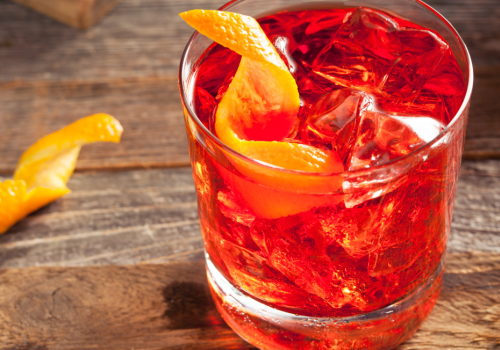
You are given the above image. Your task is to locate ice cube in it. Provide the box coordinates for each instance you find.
[312,7,448,99]
[218,190,255,227]
[260,12,306,40]
[304,9,353,36]
[325,246,384,311]
[366,207,442,278]
[272,35,330,105]
[343,111,444,207]
[215,74,234,102]
[348,111,445,171]
[292,9,352,71]
[201,219,231,277]
[378,90,447,124]
[218,235,335,313]
[320,205,380,259]
[301,89,375,161]
[333,272,380,312]
[273,35,298,74]
[193,161,211,198]
[368,240,426,277]
[195,87,217,130]
[424,48,467,122]
[250,214,336,300]
[424,49,466,98]
[367,191,447,277]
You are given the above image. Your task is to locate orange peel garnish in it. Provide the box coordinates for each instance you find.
[181,10,343,218]
[0,113,123,234]
[181,9,300,142]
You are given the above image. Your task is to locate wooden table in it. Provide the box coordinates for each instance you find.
[0,0,499,348]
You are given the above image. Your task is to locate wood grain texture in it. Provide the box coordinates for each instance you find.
[0,160,499,269]
[0,253,498,350]
[0,0,225,173]
[0,167,204,268]
[0,0,498,173]
[0,261,256,350]
[400,252,500,350]
[449,160,500,253]
[463,68,500,160]
[0,77,190,174]
[0,0,224,83]
[10,0,123,29]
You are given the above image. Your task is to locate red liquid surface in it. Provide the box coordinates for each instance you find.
[188,7,466,348]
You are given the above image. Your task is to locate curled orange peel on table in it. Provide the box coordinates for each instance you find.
[0,113,123,234]
[181,10,344,218]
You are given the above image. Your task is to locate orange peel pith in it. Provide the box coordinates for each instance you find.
[181,10,344,218]
[0,113,123,234]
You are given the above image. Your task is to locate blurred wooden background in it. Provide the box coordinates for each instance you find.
[0,0,499,349]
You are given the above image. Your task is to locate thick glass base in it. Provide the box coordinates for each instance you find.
[207,258,443,350]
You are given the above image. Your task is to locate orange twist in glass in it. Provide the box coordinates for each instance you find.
[181,10,344,219]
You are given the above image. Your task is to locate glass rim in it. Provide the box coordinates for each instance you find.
[178,0,474,177]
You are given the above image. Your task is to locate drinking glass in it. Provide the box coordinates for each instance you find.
[179,1,473,348]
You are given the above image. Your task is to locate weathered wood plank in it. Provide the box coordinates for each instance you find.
[0,160,499,269]
[0,0,226,173]
[0,77,191,174]
[0,167,205,268]
[463,70,500,160]
[0,0,498,173]
[0,0,224,83]
[0,261,257,350]
[399,252,500,350]
[0,253,498,349]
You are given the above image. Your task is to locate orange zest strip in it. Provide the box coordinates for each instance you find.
[0,113,123,234]
[181,10,300,142]
[180,10,287,69]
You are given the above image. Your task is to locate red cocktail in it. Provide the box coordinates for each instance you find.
[179,1,472,349]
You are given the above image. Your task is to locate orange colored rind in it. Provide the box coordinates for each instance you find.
[0,113,123,234]
[181,10,343,218]
[181,10,299,141]
[223,173,343,219]
[180,10,286,69]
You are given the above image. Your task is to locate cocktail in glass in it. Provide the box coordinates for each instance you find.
[179,1,473,349]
